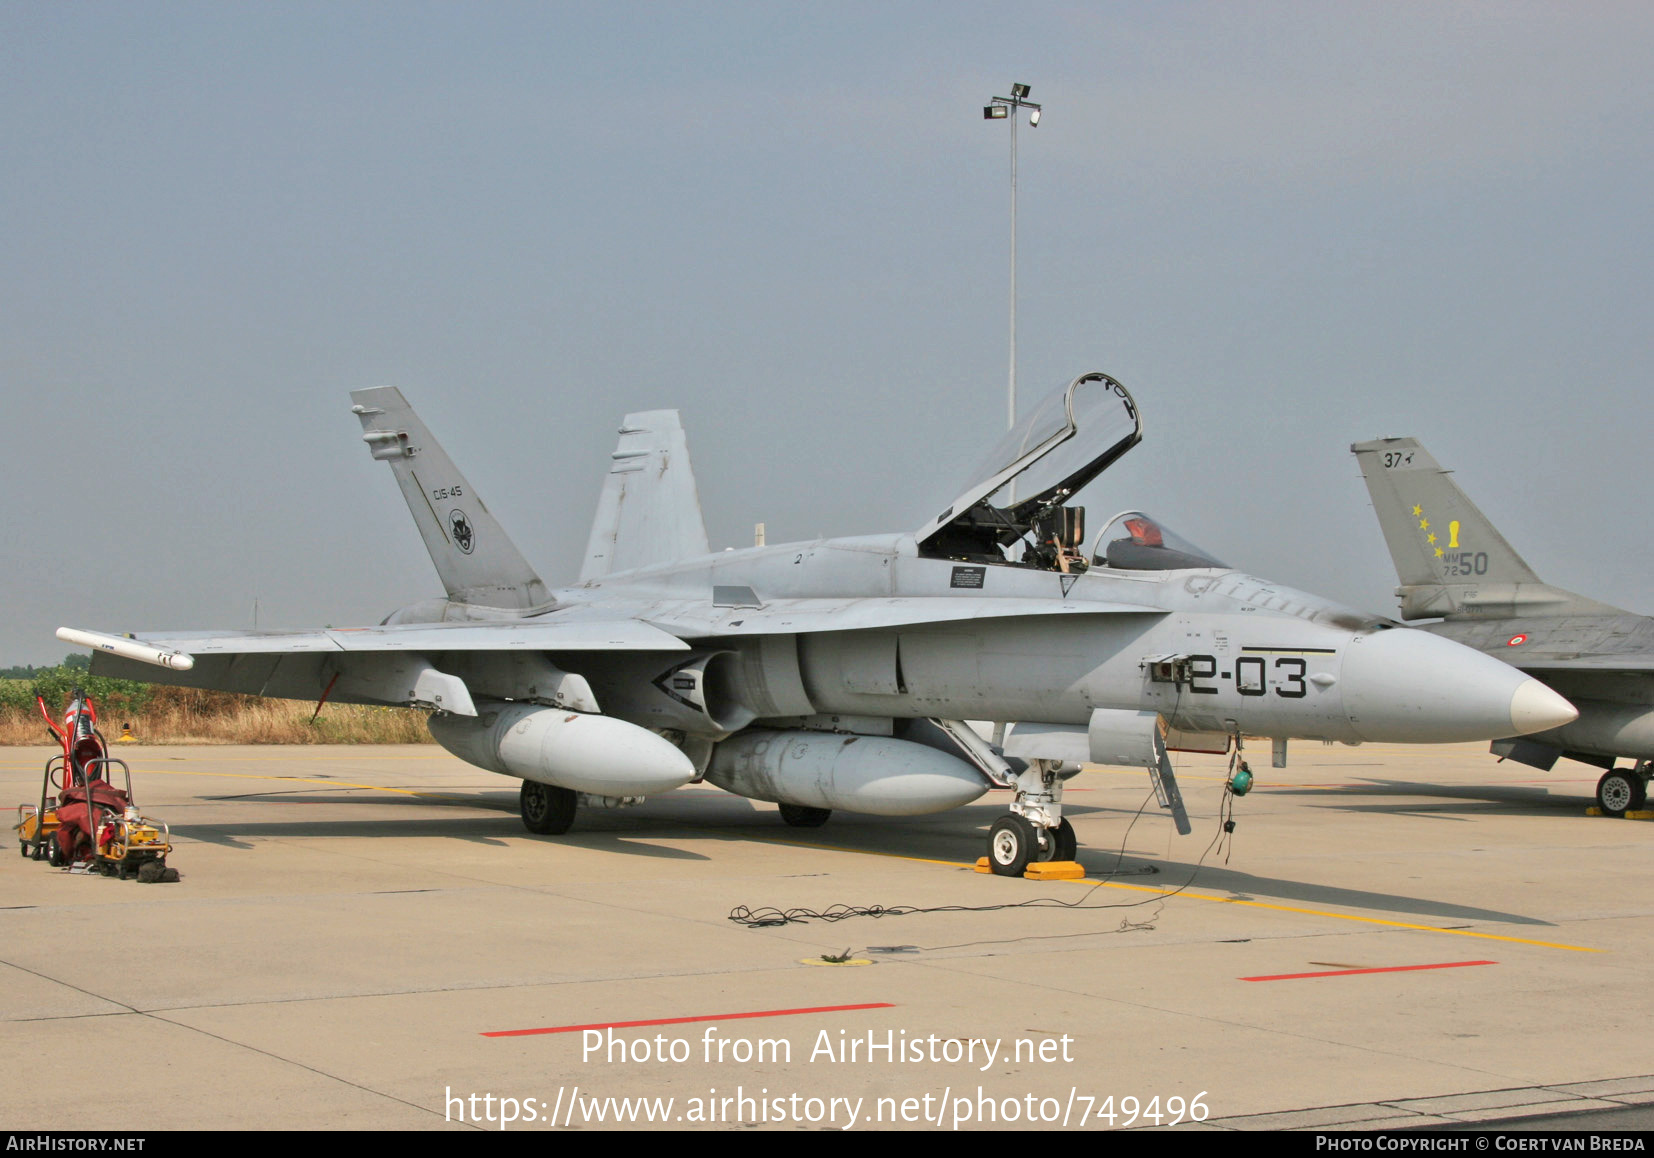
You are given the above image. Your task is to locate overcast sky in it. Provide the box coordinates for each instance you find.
[3,2,1650,665]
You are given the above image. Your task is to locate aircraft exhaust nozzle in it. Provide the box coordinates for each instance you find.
[706,730,989,816]
[1341,628,1577,744]
[428,703,695,797]
[56,627,195,672]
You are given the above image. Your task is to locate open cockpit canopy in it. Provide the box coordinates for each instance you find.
[917,372,1141,562]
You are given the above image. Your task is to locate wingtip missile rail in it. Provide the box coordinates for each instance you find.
[56,627,195,672]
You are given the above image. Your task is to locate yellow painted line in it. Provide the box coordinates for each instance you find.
[0,751,446,760]
[145,751,449,762]
[1076,767,1232,784]
[740,836,1599,953]
[130,767,469,801]
[13,752,1598,954]
[740,834,973,870]
[0,750,451,765]
[1077,878,1600,953]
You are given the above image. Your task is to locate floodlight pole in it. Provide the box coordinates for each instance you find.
[985,84,1041,431]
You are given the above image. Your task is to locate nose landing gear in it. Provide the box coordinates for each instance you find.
[985,761,1079,877]
[1595,763,1650,818]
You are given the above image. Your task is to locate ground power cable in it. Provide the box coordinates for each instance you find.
[730,692,1252,953]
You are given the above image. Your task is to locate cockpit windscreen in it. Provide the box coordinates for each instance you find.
[1092,512,1227,572]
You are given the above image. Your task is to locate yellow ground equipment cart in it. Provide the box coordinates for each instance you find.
[16,689,174,881]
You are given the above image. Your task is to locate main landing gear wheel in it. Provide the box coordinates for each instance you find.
[1596,767,1647,818]
[778,803,831,828]
[1035,818,1077,863]
[988,814,1039,877]
[519,780,577,835]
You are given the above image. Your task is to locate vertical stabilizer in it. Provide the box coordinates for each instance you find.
[581,410,710,580]
[1352,436,1616,620]
[1352,438,1539,587]
[351,387,550,610]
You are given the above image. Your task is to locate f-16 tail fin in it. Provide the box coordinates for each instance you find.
[1352,436,1620,621]
[580,410,709,580]
[351,387,551,610]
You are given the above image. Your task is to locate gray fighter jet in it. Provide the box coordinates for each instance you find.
[59,374,1576,873]
[1353,436,1651,815]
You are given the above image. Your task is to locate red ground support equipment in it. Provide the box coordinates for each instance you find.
[16,687,172,880]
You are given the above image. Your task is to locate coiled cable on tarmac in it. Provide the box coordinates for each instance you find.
[728,772,1247,952]
[729,679,1254,951]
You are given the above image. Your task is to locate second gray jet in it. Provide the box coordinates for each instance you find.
[1354,436,1653,815]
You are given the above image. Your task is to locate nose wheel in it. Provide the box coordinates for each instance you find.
[986,814,1077,876]
[988,814,1038,876]
[986,759,1081,876]
[1596,765,1649,818]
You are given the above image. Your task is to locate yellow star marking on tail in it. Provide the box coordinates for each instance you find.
[1412,505,1422,517]
[1419,518,1430,531]
[1434,548,1444,557]
[1427,533,1437,544]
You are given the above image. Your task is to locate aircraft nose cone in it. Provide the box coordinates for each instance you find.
[1341,628,1578,744]
[1509,678,1578,735]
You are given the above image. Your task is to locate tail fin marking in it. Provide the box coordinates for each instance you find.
[351,387,550,610]
[1351,436,1619,620]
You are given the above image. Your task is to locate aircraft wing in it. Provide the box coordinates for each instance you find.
[65,596,1160,672]
[63,598,1160,718]
[629,595,1165,639]
[1430,615,1654,672]
[66,619,690,658]
[1505,655,1654,673]
[67,618,692,717]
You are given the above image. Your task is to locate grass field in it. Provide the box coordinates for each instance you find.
[0,685,433,745]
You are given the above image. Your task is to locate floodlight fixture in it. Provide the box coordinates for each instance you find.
[1028,108,1040,126]
[984,105,1008,119]
[1011,82,1031,99]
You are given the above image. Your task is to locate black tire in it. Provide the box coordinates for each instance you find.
[47,838,63,868]
[1596,768,1647,818]
[778,803,831,828]
[1037,818,1077,862]
[19,840,27,859]
[988,814,1038,877]
[519,780,577,835]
